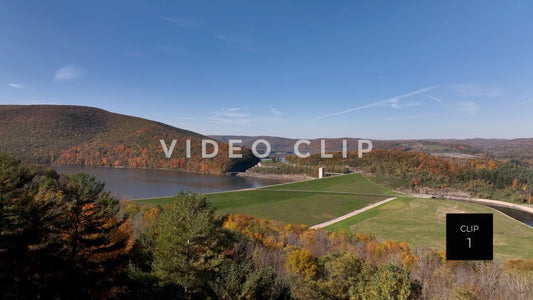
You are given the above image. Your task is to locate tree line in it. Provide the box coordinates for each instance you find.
[284,150,533,202]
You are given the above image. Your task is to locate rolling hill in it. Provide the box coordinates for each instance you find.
[211,135,533,161]
[210,135,482,156]
[0,105,258,174]
[431,138,533,162]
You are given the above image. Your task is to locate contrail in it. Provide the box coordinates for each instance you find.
[428,95,442,103]
[319,85,438,118]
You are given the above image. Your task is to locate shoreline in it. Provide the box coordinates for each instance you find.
[51,164,317,182]
[51,164,232,176]
[235,171,314,182]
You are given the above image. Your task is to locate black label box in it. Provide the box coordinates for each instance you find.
[446,213,493,260]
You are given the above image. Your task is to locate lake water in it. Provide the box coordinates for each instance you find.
[485,205,533,227]
[53,166,290,199]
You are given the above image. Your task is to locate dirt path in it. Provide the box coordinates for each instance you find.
[310,197,397,229]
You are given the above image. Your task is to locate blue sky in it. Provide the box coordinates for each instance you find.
[1,1,532,139]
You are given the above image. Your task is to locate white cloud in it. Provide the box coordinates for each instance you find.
[450,84,503,97]
[208,117,251,125]
[161,16,201,28]
[213,34,256,52]
[209,108,252,124]
[54,64,83,81]
[214,34,237,43]
[453,101,479,114]
[216,112,250,118]
[214,108,250,118]
[320,85,437,118]
[8,83,23,89]
[388,99,400,109]
[269,106,281,116]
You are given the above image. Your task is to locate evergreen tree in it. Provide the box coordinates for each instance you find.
[0,153,64,298]
[58,173,133,298]
[152,192,233,298]
[0,153,133,299]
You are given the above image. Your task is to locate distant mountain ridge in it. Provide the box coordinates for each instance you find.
[1,104,528,174]
[0,105,258,174]
[210,135,533,161]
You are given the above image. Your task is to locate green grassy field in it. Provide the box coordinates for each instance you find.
[135,174,393,225]
[263,173,400,195]
[209,190,384,225]
[135,173,533,260]
[326,197,533,261]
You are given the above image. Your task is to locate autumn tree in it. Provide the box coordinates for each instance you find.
[356,264,413,300]
[58,173,134,298]
[0,153,65,298]
[285,246,319,280]
[0,154,133,299]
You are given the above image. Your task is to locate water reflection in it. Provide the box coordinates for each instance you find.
[53,166,290,199]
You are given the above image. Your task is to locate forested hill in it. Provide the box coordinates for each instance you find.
[210,136,483,156]
[211,135,533,162]
[0,105,258,174]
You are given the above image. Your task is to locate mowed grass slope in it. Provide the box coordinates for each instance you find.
[136,174,394,225]
[136,174,533,260]
[264,173,400,195]
[326,197,533,261]
[209,190,384,225]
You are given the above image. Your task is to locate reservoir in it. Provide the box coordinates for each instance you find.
[486,205,533,227]
[53,166,290,199]
[51,166,533,228]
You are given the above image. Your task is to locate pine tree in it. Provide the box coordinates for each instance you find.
[152,192,233,298]
[0,153,133,299]
[0,154,65,298]
[58,173,134,298]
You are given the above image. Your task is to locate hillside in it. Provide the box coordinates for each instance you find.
[432,138,533,162]
[0,105,258,174]
[326,197,533,261]
[211,135,533,161]
[137,174,533,260]
[137,174,394,225]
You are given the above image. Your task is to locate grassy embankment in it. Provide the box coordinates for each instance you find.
[136,173,397,225]
[137,173,533,260]
[327,196,533,260]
